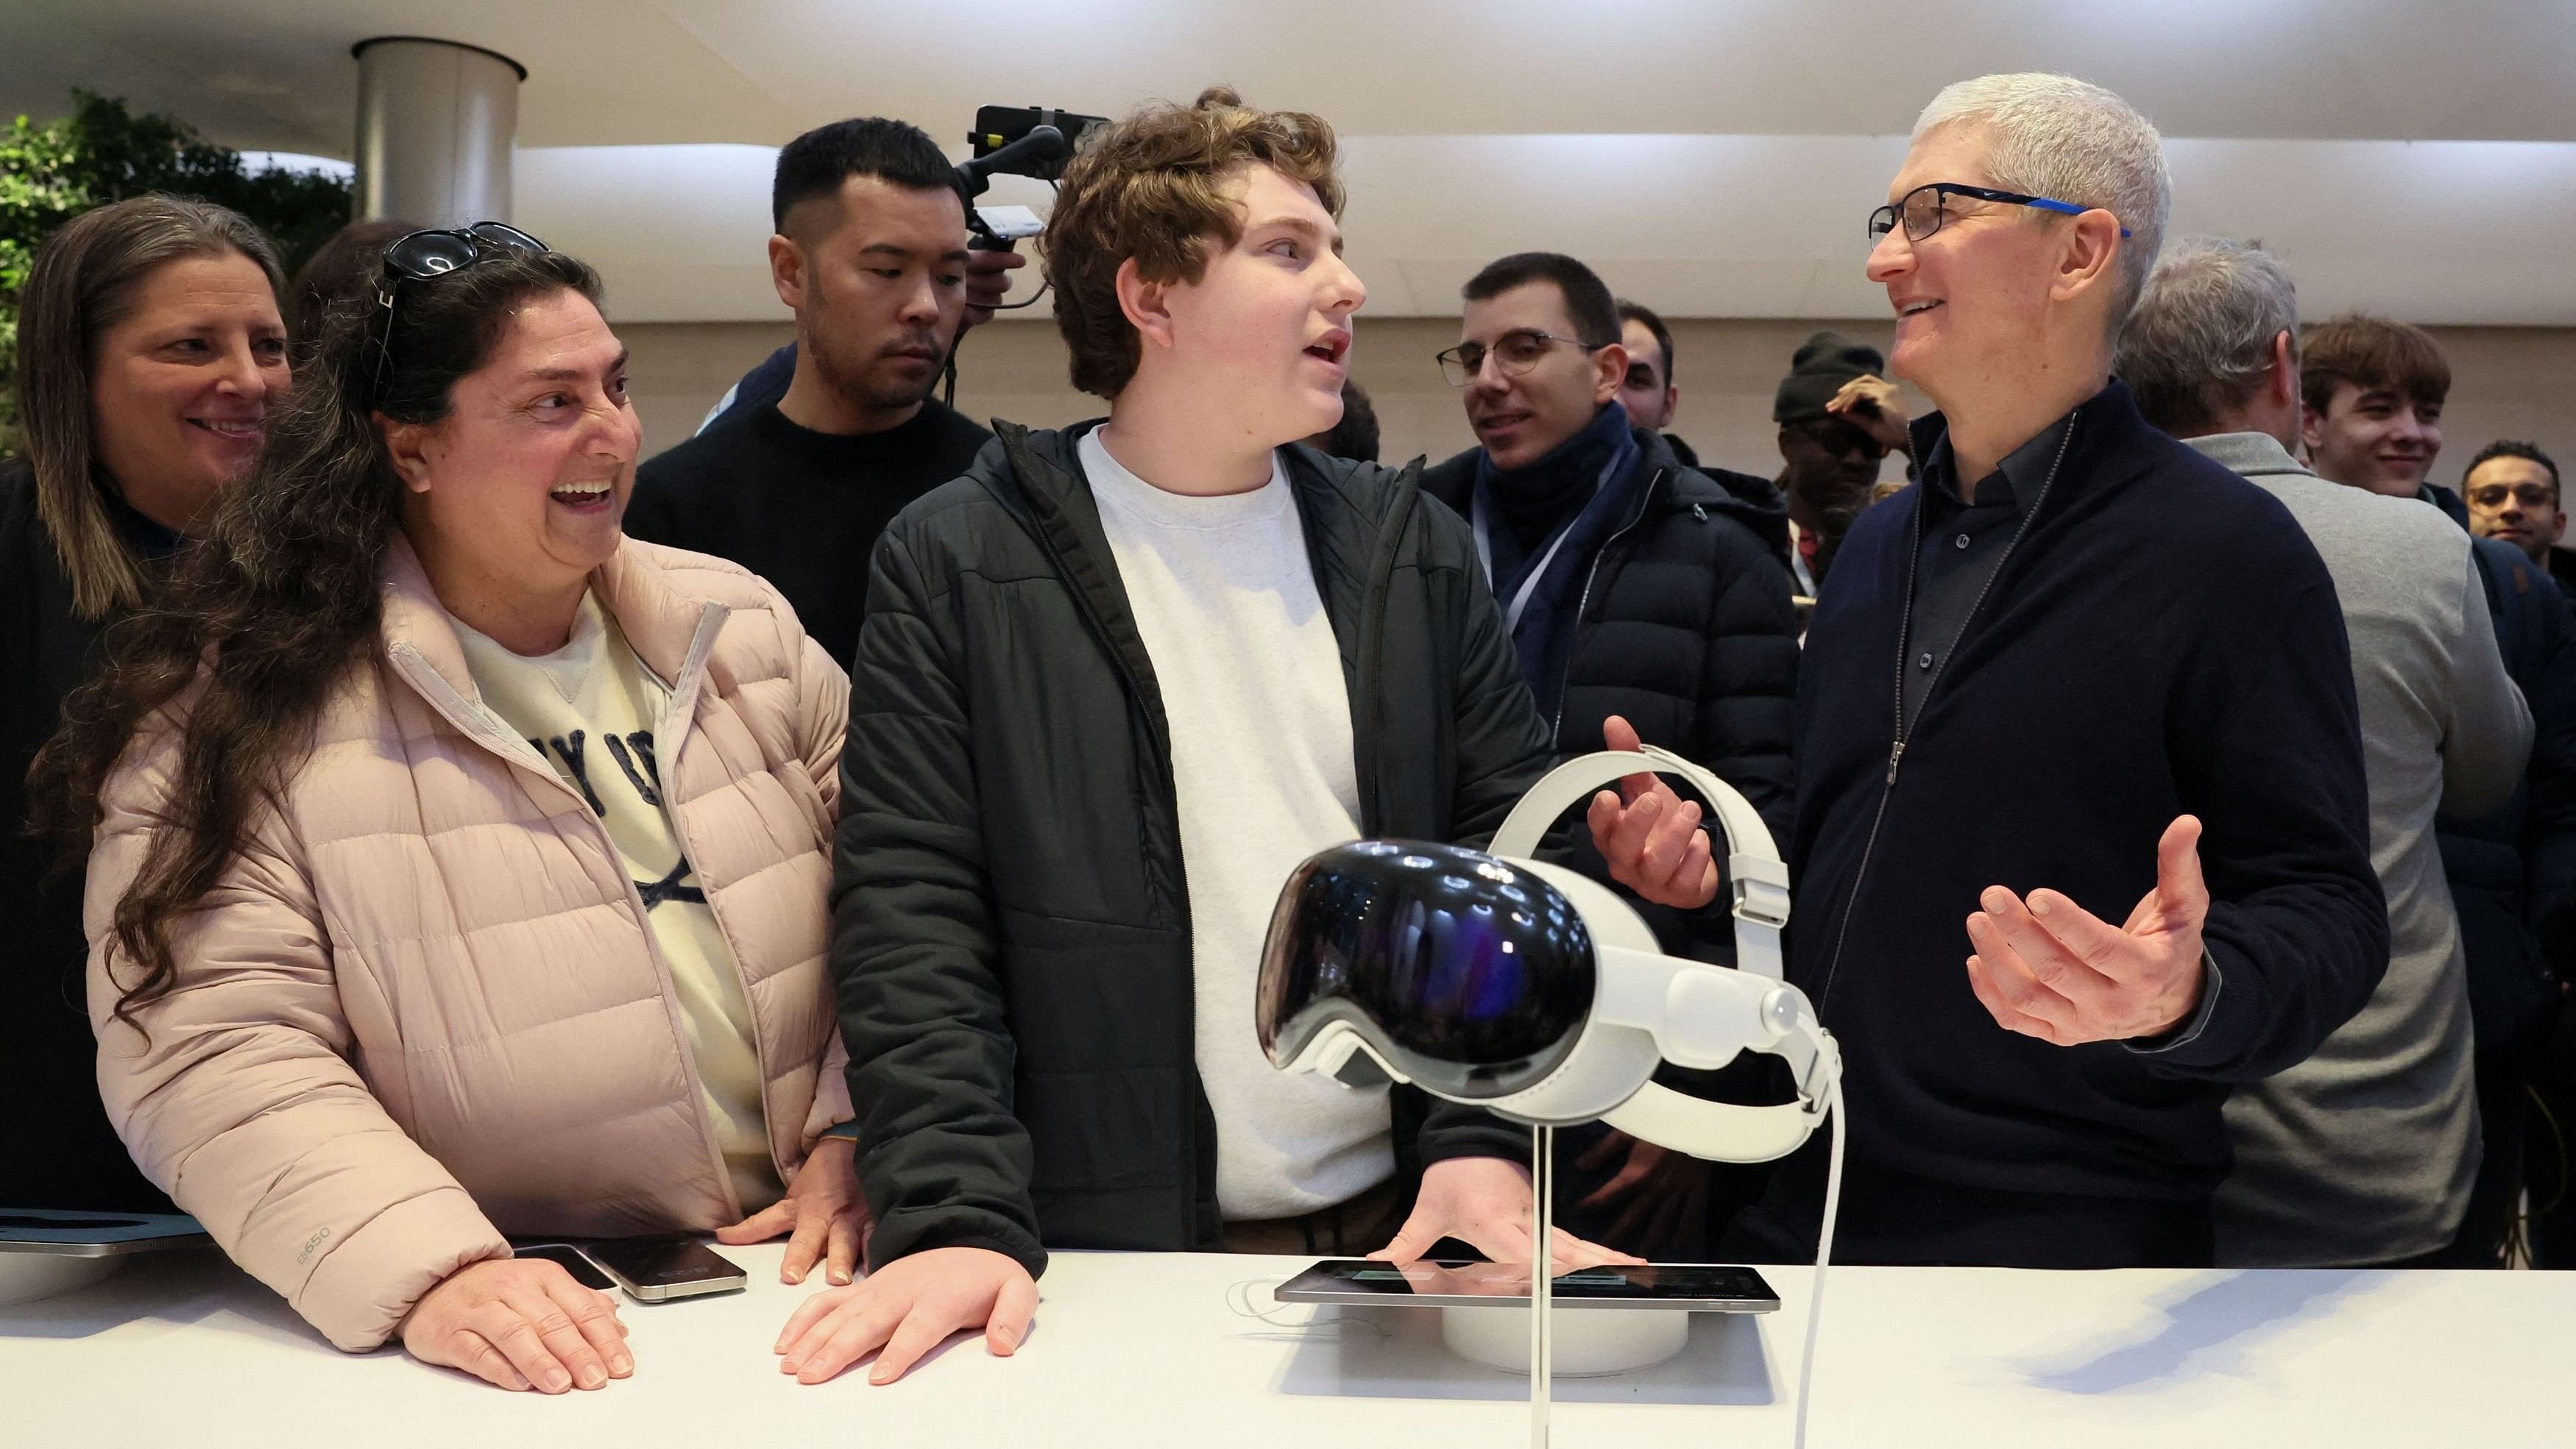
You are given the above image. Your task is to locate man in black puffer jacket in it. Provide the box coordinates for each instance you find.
[1424,253,1800,1258]
[1425,253,1799,846]
[786,91,1728,1391]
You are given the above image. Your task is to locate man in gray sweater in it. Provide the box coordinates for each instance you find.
[2120,236,2533,1265]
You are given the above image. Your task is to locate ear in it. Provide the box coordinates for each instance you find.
[2048,209,2123,308]
[1592,341,1629,406]
[378,414,436,495]
[2270,331,2299,414]
[769,233,807,313]
[1663,384,1681,425]
[1114,257,1178,357]
[2300,397,2328,455]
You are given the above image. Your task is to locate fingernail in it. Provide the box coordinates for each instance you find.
[785,1267,804,1284]
[543,1370,571,1392]
[611,1355,633,1375]
[869,1369,893,1386]
[829,1269,851,1285]
[2031,894,2053,915]
[577,1364,605,1388]
[780,1357,801,1373]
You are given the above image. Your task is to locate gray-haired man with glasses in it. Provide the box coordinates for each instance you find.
[1418,251,1799,1259]
[1721,74,2388,1270]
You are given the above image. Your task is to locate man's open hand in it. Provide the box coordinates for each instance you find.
[1964,814,2212,1044]
[1585,715,1720,910]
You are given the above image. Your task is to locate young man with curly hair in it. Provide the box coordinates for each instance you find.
[776,88,1722,1386]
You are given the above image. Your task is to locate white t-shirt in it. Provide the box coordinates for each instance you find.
[451,592,782,1213]
[1079,428,1393,1220]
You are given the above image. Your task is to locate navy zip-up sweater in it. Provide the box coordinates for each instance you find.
[1752,381,2386,1264]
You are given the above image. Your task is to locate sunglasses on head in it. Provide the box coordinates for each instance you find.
[370,222,548,398]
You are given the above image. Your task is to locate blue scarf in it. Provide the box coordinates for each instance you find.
[1470,403,1647,720]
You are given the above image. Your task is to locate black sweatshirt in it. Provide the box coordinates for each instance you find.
[625,400,991,667]
[1733,381,2387,1267]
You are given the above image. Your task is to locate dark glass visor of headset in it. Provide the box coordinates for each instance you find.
[1258,840,1597,1102]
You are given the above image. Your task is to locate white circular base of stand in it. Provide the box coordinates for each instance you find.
[1439,1305,1691,1376]
[0,1255,121,1307]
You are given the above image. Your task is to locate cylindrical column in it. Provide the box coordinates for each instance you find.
[352,37,525,228]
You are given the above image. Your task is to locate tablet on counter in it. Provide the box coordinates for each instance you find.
[1273,1258,1780,1312]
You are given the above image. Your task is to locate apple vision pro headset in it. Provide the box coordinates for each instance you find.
[1256,746,1844,1448]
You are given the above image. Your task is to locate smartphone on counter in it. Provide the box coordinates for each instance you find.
[510,1242,615,1292]
[580,1234,747,1303]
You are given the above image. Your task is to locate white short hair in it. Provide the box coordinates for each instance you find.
[1914,73,2171,327]
[2117,236,2299,436]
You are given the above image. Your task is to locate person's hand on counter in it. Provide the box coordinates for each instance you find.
[400,1255,632,1393]
[1370,1156,1643,1272]
[772,1245,1038,1386]
[715,1134,870,1286]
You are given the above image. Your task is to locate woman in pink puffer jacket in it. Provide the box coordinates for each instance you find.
[34,234,863,1395]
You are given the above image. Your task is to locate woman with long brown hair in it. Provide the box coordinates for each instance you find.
[34,229,864,1392]
[3,194,288,1214]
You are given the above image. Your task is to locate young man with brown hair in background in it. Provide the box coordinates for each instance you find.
[779,88,1721,1386]
[2304,314,2576,1264]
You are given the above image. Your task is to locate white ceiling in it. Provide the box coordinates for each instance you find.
[10,0,2576,322]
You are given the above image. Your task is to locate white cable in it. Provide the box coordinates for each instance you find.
[1789,1067,1842,1449]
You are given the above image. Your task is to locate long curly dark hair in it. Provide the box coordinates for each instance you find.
[31,245,604,1030]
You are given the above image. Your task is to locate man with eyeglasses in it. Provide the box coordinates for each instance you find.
[2463,440,2576,599]
[1771,330,1911,598]
[1420,252,1798,1258]
[1721,74,2387,1271]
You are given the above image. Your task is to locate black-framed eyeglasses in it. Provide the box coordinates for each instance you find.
[370,222,548,397]
[1866,183,2132,244]
[1436,329,1608,387]
[2469,482,2560,511]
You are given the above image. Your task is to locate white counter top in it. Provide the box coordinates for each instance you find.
[3,1243,2562,1446]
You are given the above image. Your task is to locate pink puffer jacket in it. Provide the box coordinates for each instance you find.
[86,535,853,1350]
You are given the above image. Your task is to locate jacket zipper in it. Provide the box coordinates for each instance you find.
[390,612,751,1222]
[1809,415,2079,1013]
[1548,467,1665,750]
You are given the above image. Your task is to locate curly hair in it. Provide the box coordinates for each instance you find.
[30,247,603,1032]
[1045,86,1342,398]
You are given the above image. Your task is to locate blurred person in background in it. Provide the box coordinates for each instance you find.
[2304,314,2576,1264]
[3,194,289,1214]
[2462,439,2576,601]
[1772,330,1911,598]
[1301,378,1379,461]
[2120,235,2529,1267]
[284,216,417,360]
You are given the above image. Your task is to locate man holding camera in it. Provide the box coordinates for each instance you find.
[624,118,1021,667]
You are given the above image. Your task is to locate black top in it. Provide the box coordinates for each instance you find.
[1732,381,2385,1268]
[1901,414,2069,723]
[833,428,1551,1276]
[624,399,992,667]
[0,464,175,1212]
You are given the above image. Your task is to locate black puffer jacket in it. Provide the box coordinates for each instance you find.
[1423,430,1801,846]
[0,464,171,1212]
[835,424,1547,1278]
